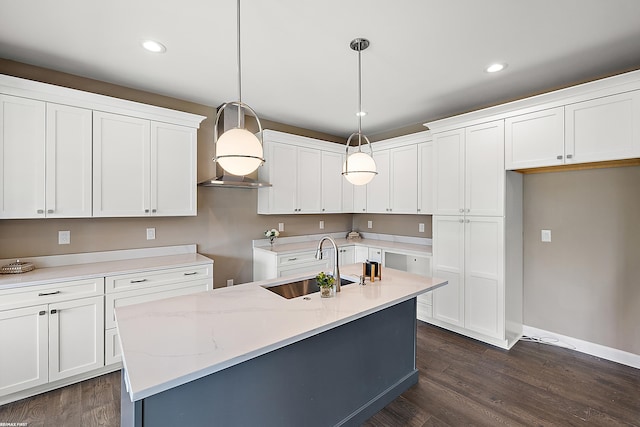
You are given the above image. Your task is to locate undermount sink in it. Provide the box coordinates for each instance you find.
[263,276,357,299]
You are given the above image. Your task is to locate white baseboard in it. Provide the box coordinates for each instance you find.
[522,325,640,369]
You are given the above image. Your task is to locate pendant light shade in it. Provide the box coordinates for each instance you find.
[213,0,265,176]
[342,38,377,186]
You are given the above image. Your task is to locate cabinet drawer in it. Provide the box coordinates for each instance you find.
[106,264,212,293]
[277,251,320,266]
[0,278,104,311]
[106,279,210,329]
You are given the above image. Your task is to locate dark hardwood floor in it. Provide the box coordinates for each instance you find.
[1,321,638,426]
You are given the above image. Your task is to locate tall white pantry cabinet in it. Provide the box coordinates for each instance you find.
[427,119,523,349]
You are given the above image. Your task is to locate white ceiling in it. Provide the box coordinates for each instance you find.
[1,0,640,138]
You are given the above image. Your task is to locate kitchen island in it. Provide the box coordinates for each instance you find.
[116,263,447,427]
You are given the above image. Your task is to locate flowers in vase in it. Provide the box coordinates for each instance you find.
[264,228,280,245]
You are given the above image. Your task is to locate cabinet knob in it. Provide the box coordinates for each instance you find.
[145,209,150,213]
[465,219,470,223]
[37,209,44,214]
[47,209,54,214]
[459,208,464,213]
[152,209,157,213]
[184,272,197,276]
[566,154,573,159]
[130,279,147,283]
[50,309,58,314]
[466,209,470,213]
[556,155,563,160]
[417,209,421,212]
[459,219,464,223]
[39,311,46,316]
[322,208,325,211]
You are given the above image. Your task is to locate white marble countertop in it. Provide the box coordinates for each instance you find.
[0,252,213,290]
[116,263,447,402]
[255,237,432,257]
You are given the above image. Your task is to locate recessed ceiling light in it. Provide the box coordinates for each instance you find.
[485,63,507,73]
[356,111,367,117]
[141,40,166,53]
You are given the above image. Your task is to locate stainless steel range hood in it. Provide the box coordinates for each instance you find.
[199,104,271,189]
[198,174,271,189]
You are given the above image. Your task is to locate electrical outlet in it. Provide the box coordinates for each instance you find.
[541,229,551,242]
[367,220,373,229]
[58,230,70,245]
[146,228,156,240]
[226,279,234,287]
[319,220,324,230]
[419,223,425,233]
[278,223,285,232]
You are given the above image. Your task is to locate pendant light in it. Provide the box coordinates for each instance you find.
[342,38,377,186]
[213,0,264,176]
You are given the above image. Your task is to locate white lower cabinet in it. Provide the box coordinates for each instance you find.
[104,264,213,365]
[49,296,104,382]
[384,251,433,319]
[431,215,516,347]
[0,278,104,398]
[338,246,355,266]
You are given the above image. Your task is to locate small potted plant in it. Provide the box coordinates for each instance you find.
[264,228,280,247]
[316,271,336,298]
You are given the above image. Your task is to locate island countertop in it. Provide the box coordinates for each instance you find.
[116,264,447,402]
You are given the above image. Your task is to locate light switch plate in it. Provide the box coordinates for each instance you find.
[278,223,285,232]
[419,223,425,233]
[319,220,324,230]
[58,230,70,245]
[367,220,373,229]
[541,229,551,242]
[146,228,156,240]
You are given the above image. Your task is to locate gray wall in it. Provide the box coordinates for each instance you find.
[523,166,640,355]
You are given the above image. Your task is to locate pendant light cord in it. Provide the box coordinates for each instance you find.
[357,46,362,148]
[237,0,242,125]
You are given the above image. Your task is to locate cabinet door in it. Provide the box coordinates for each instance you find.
[433,129,464,215]
[505,107,564,169]
[464,217,504,339]
[432,215,465,327]
[566,91,640,164]
[0,305,48,396]
[465,120,504,216]
[390,144,418,214]
[368,247,382,263]
[152,122,197,216]
[0,95,46,218]
[417,141,433,215]
[338,246,355,266]
[48,296,104,382]
[353,184,367,213]
[93,111,151,217]
[354,246,368,263]
[366,149,390,213]
[320,151,343,213]
[297,147,322,213]
[266,142,297,213]
[46,103,92,218]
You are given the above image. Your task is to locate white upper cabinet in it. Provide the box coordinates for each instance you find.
[93,112,197,217]
[0,96,92,219]
[258,131,331,215]
[0,75,205,219]
[417,141,433,215]
[366,149,390,213]
[506,89,640,170]
[433,129,464,216]
[433,121,504,217]
[321,151,343,213]
[505,107,564,170]
[46,103,93,218]
[93,112,151,217]
[0,95,46,218]
[390,144,418,214]
[465,120,504,217]
[352,182,367,213]
[152,122,197,216]
[566,90,640,164]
